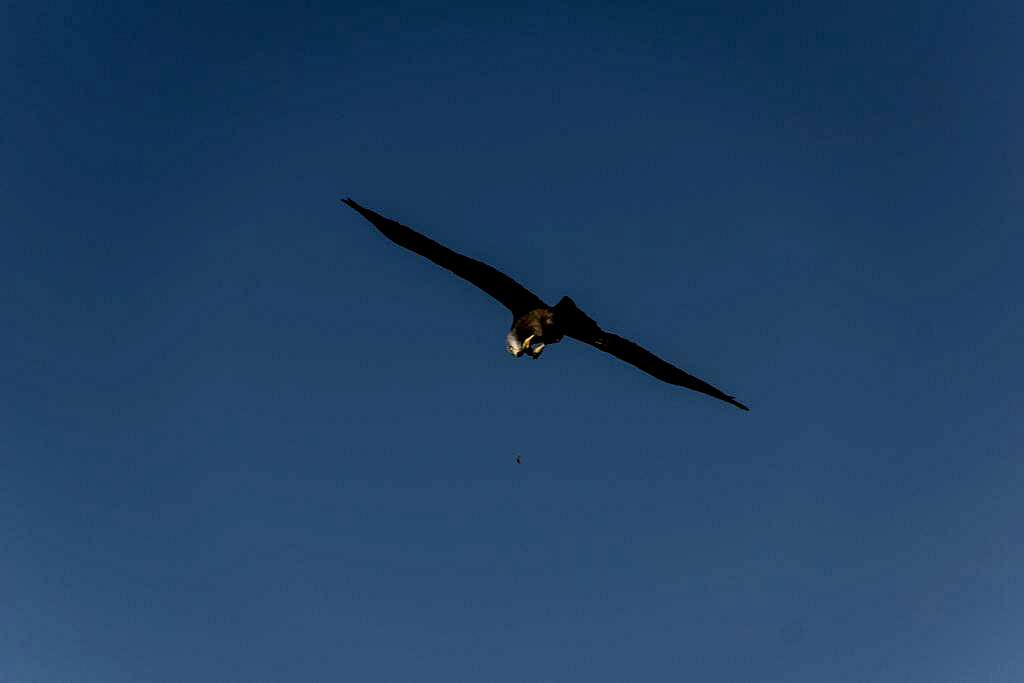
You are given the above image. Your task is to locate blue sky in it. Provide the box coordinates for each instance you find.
[2,1,1022,681]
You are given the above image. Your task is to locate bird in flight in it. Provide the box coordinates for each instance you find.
[342,199,749,411]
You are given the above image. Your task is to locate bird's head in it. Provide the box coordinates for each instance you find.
[507,330,545,359]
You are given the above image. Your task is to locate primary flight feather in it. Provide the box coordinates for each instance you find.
[343,198,749,411]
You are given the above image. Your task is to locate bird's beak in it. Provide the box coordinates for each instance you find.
[522,334,535,349]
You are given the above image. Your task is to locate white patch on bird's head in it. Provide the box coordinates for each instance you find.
[507,330,524,357]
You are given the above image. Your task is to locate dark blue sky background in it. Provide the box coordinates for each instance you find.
[3,1,1022,680]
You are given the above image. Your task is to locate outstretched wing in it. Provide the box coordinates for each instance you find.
[596,333,749,410]
[343,199,546,316]
[560,300,749,410]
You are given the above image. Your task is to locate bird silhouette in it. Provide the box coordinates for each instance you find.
[343,199,749,411]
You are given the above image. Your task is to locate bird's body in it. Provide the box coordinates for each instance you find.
[506,307,558,359]
[343,198,749,411]
[506,300,581,359]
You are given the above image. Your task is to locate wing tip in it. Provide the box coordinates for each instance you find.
[342,197,377,221]
[729,397,750,411]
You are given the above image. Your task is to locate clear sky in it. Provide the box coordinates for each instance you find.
[3,1,1021,681]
